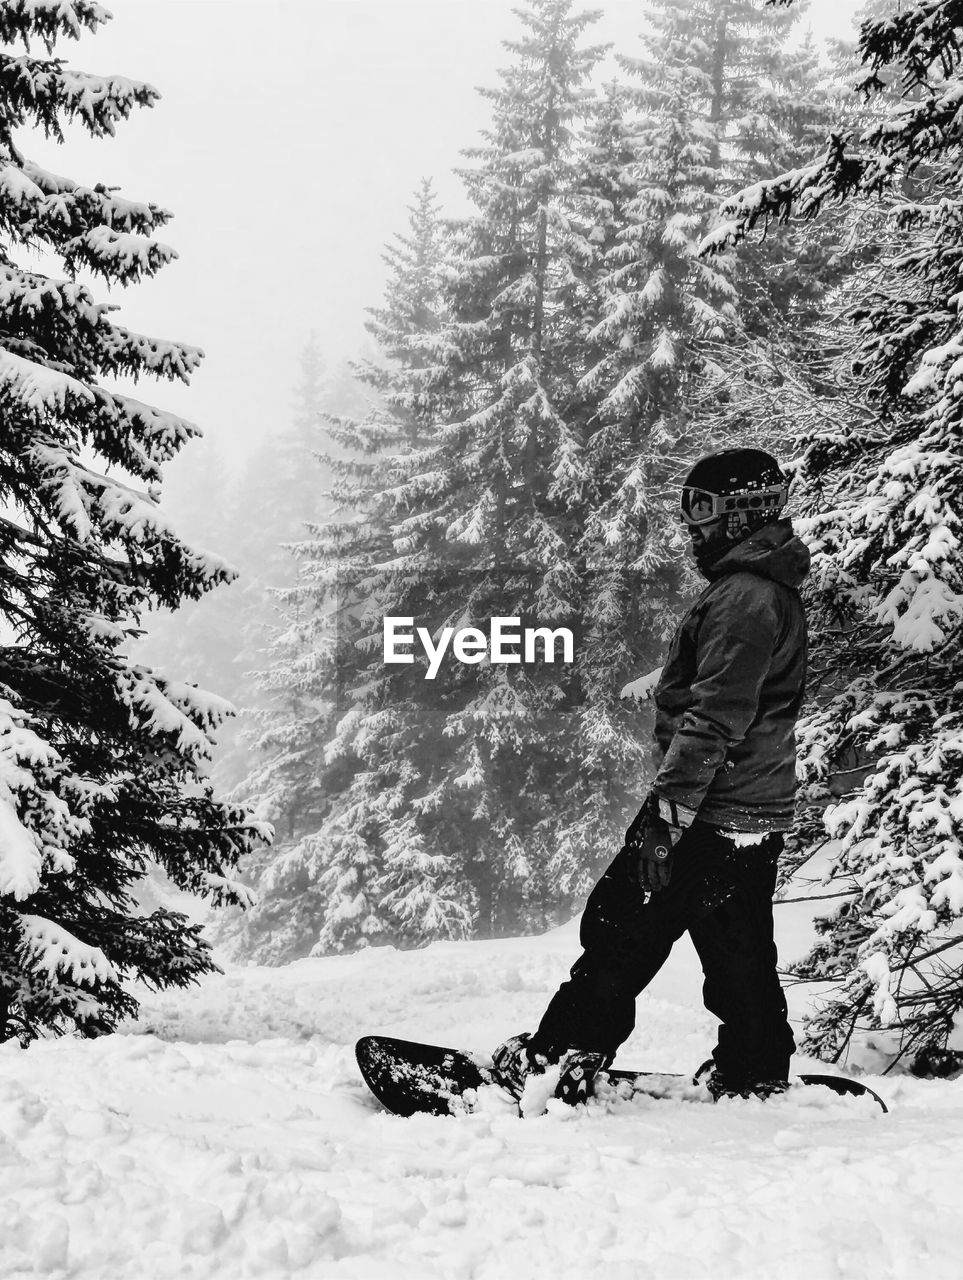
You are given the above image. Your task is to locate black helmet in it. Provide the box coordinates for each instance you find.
[680,448,789,531]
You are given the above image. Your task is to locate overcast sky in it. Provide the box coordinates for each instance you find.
[26,0,865,479]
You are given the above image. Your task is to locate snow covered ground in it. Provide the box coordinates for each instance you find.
[1,913,961,1280]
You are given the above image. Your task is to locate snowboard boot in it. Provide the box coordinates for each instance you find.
[491,1032,543,1101]
[694,1058,789,1102]
[555,1047,612,1106]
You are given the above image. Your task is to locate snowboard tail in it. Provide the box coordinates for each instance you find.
[356,1035,888,1116]
[357,1035,489,1117]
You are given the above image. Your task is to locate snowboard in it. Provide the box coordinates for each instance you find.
[356,1034,888,1117]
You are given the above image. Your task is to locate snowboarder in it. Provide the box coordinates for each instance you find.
[492,448,809,1106]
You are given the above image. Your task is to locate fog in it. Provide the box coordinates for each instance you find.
[27,0,864,477]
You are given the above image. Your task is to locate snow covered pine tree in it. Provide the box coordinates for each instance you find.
[287,2,624,954]
[0,2,270,1039]
[217,183,458,963]
[700,0,963,1067]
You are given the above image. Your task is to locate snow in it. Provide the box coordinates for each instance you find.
[57,68,159,137]
[25,444,235,597]
[728,830,770,847]
[0,793,42,899]
[0,347,92,415]
[101,394,201,471]
[0,696,67,898]
[861,953,897,1027]
[75,225,177,278]
[650,328,676,368]
[19,914,118,986]
[1,918,962,1278]
[114,667,232,764]
[620,665,663,702]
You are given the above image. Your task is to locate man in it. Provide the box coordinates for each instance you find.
[492,447,810,1106]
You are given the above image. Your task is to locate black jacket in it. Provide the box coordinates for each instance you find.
[651,519,810,833]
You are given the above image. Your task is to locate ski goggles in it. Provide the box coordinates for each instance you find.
[679,482,790,527]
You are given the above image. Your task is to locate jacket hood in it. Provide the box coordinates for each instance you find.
[703,518,810,588]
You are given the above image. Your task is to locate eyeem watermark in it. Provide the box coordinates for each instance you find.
[384,616,575,680]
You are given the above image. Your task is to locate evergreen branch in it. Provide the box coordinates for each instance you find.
[0,155,174,250]
[0,3,111,54]
[0,56,158,143]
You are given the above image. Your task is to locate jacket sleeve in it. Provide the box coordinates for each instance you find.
[651,574,780,819]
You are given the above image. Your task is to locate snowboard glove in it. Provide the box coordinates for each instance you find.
[625,794,690,893]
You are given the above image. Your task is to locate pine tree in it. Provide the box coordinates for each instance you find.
[0,3,270,1039]
[361,178,449,447]
[568,0,840,619]
[133,336,355,798]
[226,1,860,963]
[573,0,743,627]
[216,339,345,784]
[207,335,367,963]
[130,435,242,781]
[594,0,844,456]
[551,2,843,909]
[372,0,623,940]
[211,187,453,963]
[291,180,461,962]
[314,181,463,953]
[712,2,838,334]
[703,0,963,1066]
[208,579,340,963]
[274,1,627,955]
[410,0,642,936]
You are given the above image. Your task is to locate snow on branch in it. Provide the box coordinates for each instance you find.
[700,12,963,264]
[876,573,962,652]
[0,157,172,246]
[100,326,204,383]
[862,952,898,1026]
[114,666,234,762]
[0,695,95,897]
[820,717,963,947]
[62,225,177,284]
[837,430,963,650]
[18,914,117,985]
[0,792,42,899]
[26,440,238,593]
[697,151,840,256]
[0,57,159,141]
[159,678,237,736]
[27,442,177,545]
[860,1,963,91]
[0,263,105,330]
[0,264,189,386]
[0,2,111,53]
[903,328,963,398]
[94,389,201,467]
[200,872,258,909]
[0,346,92,413]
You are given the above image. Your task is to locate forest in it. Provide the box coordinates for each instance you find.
[1,0,961,1080]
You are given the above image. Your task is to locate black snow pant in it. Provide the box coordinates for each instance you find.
[531,821,796,1085]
